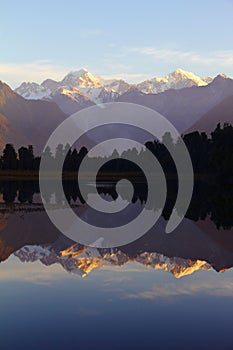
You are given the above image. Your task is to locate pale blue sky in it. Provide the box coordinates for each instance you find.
[1,0,233,87]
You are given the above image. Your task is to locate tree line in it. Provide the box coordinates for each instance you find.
[0,123,232,180]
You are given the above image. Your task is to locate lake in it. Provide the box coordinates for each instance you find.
[0,180,233,350]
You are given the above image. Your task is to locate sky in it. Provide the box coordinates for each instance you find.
[1,0,233,87]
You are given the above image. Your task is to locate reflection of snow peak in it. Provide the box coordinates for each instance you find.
[14,244,211,278]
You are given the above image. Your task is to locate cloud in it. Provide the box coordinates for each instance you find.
[123,278,233,300]
[0,256,71,285]
[102,61,130,72]
[103,276,132,284]
[0,60,71,88]
[100,59,150,82]
[0,59,149,87]
[129,47,233,67]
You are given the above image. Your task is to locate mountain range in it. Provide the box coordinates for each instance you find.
[0,68,232,152]
[15,67,213,110]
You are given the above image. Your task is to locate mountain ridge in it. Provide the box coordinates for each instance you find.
[14,67,217,107]
[117,74,233,132]
[187,94,233,134]
[0,81,67,152]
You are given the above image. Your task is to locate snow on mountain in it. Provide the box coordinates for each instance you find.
[15,82,51,100]
[118,73,233,132]
[170,68,208,85]
[80,86,119,103]
[61,68,102,88]
[15,68,120,106]
[59,69,120,103]
[136,68,212,94]
[41,78,60,93]
[201,76,214,84]
[54,86,89,102]
[50,86,94,114]
[99,78,131,94]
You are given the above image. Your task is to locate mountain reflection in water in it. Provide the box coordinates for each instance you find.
[0,180,233,278]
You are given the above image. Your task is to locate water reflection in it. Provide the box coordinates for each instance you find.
[0,180,232,278]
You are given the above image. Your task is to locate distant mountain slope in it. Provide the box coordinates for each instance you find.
[187,94,233,134]
[117,74,233,132]
[0,81,67,153]
[50,87,94,114]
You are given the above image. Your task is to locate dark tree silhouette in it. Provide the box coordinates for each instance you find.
[18,145,34,170]
[2,144,18,170]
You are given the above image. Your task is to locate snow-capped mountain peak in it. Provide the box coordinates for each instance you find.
[61,68,102,89]
[136,68,211,94]
[170,68,205,83]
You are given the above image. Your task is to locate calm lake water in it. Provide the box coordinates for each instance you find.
[0,182,233,350]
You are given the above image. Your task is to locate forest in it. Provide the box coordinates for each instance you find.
[0,123,232,181]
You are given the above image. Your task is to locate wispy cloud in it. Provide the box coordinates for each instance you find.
[124,277,233,300]
[129,47,233,67]
[0,257,69,285]
[0,59,149,87]
[0,60,71,88]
